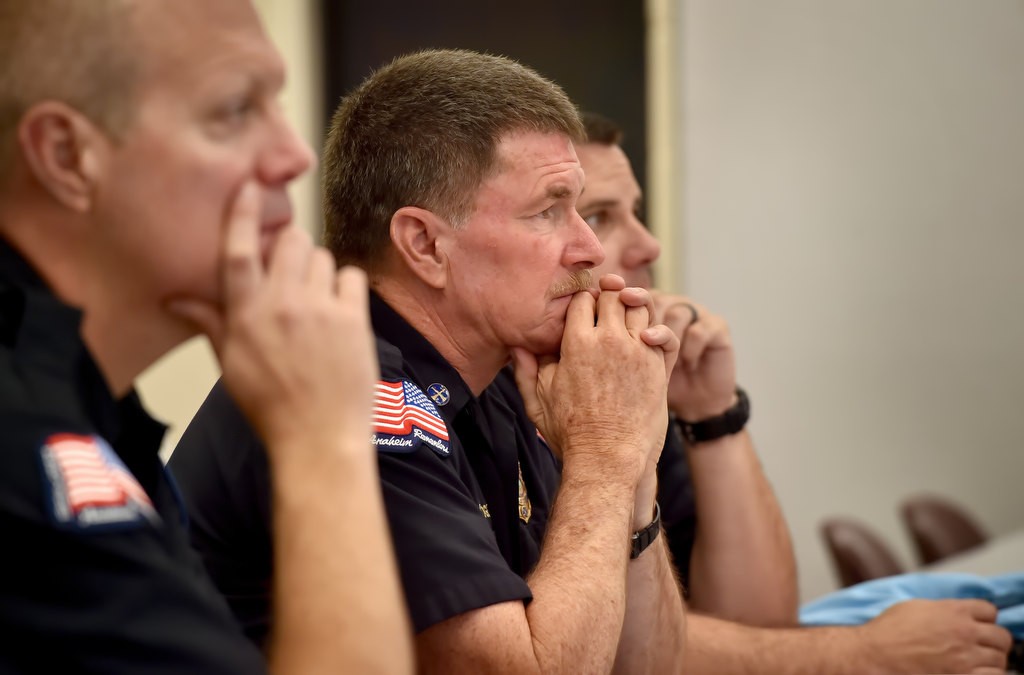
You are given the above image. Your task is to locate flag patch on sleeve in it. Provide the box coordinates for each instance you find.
[39,433,159,531]
[372,380,450,456]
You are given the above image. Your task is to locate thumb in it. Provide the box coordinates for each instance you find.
[166,299,226,354]
[511,347,538,390]
[511,347,541,412]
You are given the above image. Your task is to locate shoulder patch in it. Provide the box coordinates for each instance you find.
[39,433,160,531]
[372,380,450,457]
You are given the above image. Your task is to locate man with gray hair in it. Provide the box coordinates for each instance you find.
[0,1,411,672]
[172,48,688,673]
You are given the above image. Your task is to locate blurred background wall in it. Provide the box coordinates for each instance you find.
[141,0,1024,602]
[675,0,1024,600]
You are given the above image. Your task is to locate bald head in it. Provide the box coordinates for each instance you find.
[0,0,140,178]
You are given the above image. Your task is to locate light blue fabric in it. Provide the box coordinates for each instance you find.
[800,572,1024,637]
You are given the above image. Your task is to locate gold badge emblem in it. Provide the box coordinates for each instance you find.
[517,461,532,523]
[478,503,491,519]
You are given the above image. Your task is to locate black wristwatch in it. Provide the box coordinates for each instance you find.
[630,502,661,559]
[679,386,750,445]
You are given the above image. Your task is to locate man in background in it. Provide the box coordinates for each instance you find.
[0,1,410,672]
[171,49,687,674]
[577,110,1012,675]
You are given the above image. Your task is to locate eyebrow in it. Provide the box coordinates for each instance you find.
[577,198,617,212]
[546,184,574,200]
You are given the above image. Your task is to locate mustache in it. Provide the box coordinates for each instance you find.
[549,269,593,298]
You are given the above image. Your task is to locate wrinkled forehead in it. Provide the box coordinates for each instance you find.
[493,128,578,167]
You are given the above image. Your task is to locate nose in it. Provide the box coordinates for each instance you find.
[565,210,606,270]
[258,108,316,186]
[622,214,661,270]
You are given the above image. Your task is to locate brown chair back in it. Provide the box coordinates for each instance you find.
[900,494,989,565]
[820,517,905,588]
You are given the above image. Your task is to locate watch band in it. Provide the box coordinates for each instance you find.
[679,386,750,445]
[630,502,661,559]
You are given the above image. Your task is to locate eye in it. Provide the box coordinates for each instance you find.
[582,211,607,231]
[225,98,255,120]
[213,95,258,130]
[536,206,555,220]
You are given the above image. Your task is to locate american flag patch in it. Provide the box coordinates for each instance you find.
[372,380,450,456]
[39,433,159,531]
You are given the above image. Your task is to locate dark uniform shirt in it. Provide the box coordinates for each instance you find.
[0,240,265,674]
[658,417,699,590]
[169,293,699,642]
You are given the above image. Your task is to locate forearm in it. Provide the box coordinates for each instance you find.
[685,430,797,624]
[522,470,637,674]
[687,614,875,675]
[268,440,413,675]
[612,471,686,674]
[613,535,687,674]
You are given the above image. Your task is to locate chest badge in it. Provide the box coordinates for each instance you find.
[517,461,532,523]
[426,383,451,407]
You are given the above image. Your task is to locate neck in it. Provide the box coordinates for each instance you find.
[373,276,508,396]
[2,202,194,397]
[80,304,195,397]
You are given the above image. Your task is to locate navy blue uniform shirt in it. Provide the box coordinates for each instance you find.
[0,240,265,673]
[169,292,699,641]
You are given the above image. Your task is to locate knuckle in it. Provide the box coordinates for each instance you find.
[224,253,252,276]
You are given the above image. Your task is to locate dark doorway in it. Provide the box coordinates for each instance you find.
[320,0,647,192]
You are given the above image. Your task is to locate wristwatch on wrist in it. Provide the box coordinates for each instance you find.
[679,386,750,445]
[630,502,661,559]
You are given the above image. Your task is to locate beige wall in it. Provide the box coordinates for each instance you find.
[138,0,323,460]
[674,0,1024,600]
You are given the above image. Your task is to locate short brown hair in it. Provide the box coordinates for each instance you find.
[0,0,139,179]
[322,49,583,270]
[581,111,624,146]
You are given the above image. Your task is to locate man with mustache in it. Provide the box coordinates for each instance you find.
[576,111,1012,675]
[0,1,410,672]
[171,49,687,673]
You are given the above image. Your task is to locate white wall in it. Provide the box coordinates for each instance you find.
[138,0,323,460]
[676,0,1024,601]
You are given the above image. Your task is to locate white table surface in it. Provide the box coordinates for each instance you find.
[925,531,1024,673]
[924,529,1024,576]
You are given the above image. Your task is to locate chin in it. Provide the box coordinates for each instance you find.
[523,326,565,357]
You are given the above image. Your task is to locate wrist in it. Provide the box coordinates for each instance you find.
[630,502,661,560]
[677,386,750,446]
[839,625,886,675]
[632,471,658,529]
[672,392,736,422]
[269,436,375,484]
[561,440,648,487]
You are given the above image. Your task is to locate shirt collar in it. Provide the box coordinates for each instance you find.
[370,291,476,419]
[0,237,166,454]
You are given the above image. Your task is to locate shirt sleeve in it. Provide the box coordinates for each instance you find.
[0,414,267,675]
[657,418,699,590]
[167,380,274,648]
[378,436,533,633]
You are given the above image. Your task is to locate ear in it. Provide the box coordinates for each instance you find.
[17,101,109,213]
[389,206,452,289]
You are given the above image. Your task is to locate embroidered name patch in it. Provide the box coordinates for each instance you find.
[372,380,450,457]
[39,433,159,531]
